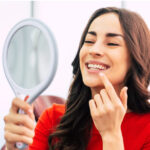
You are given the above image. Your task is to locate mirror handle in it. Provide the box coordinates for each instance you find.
[16,108,28,149]
[16,95,29,150]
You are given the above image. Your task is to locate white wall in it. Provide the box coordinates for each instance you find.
[0,0,150,147]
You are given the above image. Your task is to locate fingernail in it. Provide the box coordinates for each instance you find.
[28,109,33,114]
[99,73,104,76]
[24,95,29,101]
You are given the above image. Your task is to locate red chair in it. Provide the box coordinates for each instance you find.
[1,95,66,150]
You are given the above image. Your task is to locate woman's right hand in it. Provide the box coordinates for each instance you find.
[4,97,36,150]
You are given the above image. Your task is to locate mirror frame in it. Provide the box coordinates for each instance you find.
[3,18,58,104]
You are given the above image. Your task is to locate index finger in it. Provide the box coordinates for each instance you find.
[10,97,32,114]
[99,73,119,102]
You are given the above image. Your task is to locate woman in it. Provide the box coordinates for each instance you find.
[4,7,150,150]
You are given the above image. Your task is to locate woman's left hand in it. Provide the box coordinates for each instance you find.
[89,73,128,137]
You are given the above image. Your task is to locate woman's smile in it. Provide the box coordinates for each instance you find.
[85,60,110,74]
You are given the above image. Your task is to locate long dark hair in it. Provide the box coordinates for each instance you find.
[48,7,150,150]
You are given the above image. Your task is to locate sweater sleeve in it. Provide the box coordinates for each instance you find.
[29,104,57,150]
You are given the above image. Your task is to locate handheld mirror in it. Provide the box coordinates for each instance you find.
[3,18,58,149]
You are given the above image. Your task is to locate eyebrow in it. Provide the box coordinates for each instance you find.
[87,31,124,39]
[87,31,97,36]
[106,33,124,38]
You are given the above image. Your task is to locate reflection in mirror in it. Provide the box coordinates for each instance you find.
[7,25,51,89]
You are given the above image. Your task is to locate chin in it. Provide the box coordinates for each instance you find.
[83,78,103,88]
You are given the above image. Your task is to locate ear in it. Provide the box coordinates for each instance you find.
[120,87,128,110]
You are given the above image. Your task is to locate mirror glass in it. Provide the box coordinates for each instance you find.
[7,25,51,89]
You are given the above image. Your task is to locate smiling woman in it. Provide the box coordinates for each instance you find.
[4,7,150,150]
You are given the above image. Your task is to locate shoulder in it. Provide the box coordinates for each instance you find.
[46,103,66,115]
[39,104,65,119]
[29,104,65,149]
[39,103,65,125]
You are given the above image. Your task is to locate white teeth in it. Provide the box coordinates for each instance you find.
[88,64,107,70]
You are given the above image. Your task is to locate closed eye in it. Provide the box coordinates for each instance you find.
[84,41,94,44]
[107,43,119,46]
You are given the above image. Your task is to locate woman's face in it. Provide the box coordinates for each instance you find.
[79,13,131,92]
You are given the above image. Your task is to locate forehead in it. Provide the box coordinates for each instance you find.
[88,13,123,35]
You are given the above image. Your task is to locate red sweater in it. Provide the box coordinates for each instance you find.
[29,104,150,150]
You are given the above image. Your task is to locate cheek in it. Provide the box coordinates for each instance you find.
[112,49,130,67]
[120,53,131,71]
[79,48,86,67]
[79,48,85,58]
[108,50,130,82]
[114,55,130,80]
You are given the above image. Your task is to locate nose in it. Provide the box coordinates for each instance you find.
[88,42,104,57]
